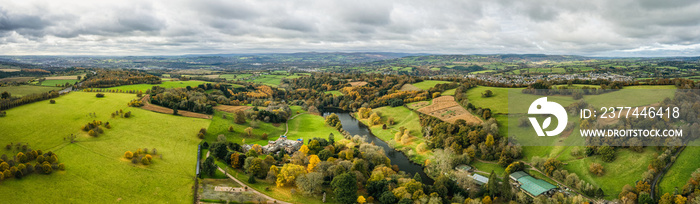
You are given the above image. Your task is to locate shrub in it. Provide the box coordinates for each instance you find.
[145,154,153,162]
[0,111,5,117]
[58,163,65,171]
[95,93,105,98]
[141,157,150,165]
[124,151,133,159]
[50,99,56,104]
[228,126,234,132]
[262,133,268,140]
[589,163,604,176]
[88,130,97,137]
[123,111,132,118]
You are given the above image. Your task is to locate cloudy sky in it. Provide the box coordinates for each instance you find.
[1,0,699,56]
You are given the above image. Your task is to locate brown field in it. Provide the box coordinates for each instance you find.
[417,96,482,124]
[400,84,422,91]
[349,81,368,87]
[0,68,20,72]
[213,105,253,113]
[0,77,33,83]
[139,96,212,119]
[45,74,85,80]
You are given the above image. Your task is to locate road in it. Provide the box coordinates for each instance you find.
[204,151,290,204]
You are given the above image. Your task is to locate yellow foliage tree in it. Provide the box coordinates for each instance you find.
[482,196,492,204]
[299,145,310,155]
[252,144,263,154]
[124,151,133,159]
[276,164,306,187]
[485,134,495,147]
[369,113,381,125]
[307,155,320,172]
[357,196,366,204]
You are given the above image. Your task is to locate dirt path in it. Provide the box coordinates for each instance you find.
[283,113,305,136]
[204,151,290,204]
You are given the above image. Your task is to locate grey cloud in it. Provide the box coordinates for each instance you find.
[0,0,699,57]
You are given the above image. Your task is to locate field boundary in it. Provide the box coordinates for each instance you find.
[140,95,212,119]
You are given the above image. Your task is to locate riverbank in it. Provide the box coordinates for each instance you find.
[325,111,434,184]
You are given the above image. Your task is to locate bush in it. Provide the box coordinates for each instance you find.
[95,93,105,98]
[88,130,97,137]
[262,133,268,140]
[50,99,56,104]
[0,111,5,117]
[141,157,150,165]
[124,151,134,159]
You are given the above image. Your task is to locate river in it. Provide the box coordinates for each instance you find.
[323,112,434,184]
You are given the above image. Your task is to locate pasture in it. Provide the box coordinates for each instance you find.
[659,144,700,195]
[0,92,211,203]
[356,106,430,163]
[40,79,80,87]
[105,81,210,92]
[412,80,452,90]
[0,85,61,97]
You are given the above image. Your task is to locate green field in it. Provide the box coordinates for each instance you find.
[204,106,338,147]
[40,79,80,87]
[106,81,210,92]
[442,88,456,96]
[562,147,660,200]
[356,106,430,163]
[0,92,211,203]
[219,73,304,87]
[551,84,602,89]
[324,90,344,96]
[0,85,61,97]
[412,80,452,90]
[659,145,700,195]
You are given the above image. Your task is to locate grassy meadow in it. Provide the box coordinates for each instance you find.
[659,144,700,195]
[0,92,210,203]
[355,106,430,163]
[412,80,452,90]
[40,79,80,87]
[0,85,61,97]
[105,81,210,92]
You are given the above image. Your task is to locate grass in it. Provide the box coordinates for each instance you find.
[355,106,430,163]
[0,92,211,203]
[0,85,61,97]
[220,73,304,87]
[562,147,660,200]
[471,162,506,176]
[40,79,80,87]
[324,91,344,96]
[442,88,456,96]
[286,114,342,142]
[204,111,286,146]
[659,145,700,195]
[219,162,336,204]
[412,80,452,90]
[105,81,210,92]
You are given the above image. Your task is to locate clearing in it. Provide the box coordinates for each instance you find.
[0,85,61,97]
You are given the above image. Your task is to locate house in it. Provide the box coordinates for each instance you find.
[509,171,557,197]
[242,136,303,154]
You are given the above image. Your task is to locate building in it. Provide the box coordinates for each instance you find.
[242,136,303,154]
[455,164,472,172]
[469,174,489,186]
[510,171,557,197]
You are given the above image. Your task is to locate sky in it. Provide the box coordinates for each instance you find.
[1,0,699,57]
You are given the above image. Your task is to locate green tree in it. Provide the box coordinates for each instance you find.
[202,156,216,176]
[234,110,246,124]
[379,191,397,204]
[296,172,323,195]
[332,172,358,204]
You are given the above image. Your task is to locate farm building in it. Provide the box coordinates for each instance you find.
[509,171,557,197]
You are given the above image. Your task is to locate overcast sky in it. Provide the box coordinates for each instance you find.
[1,0,699,57]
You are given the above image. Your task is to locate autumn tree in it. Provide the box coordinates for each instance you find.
[245,127,253,137]
[307,155,320,172]
[296,172,323,195]
[589,163,604,176]
[234,110,246,124]
[369,113,381,126]
[124,151,133,159]
[276,164,306,187]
